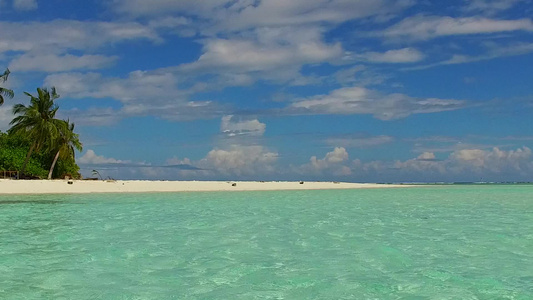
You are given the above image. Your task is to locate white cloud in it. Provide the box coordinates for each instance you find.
[450,147,532,173]
[178,26,343,84]
[62,71,180,102]
[392,152,446,174]
[0,20,159,55]
[221,115,266,137]
[78,149,131,165]
[167,116,276,177]
[296,147,352,176]
[381,16,533,40]
[13,0,37,11]
[106,0,412,90]
[44,71,226,122]
[9,53,117,72]
[377,147,533,180]
[211,0,409,33]
[407,42,533,70]
[290,86,466,120]
[76,144,533,181]
[44,72,103,98]
[417,152,437,161]
[96,145,279,179]
[57,107,120,127]
[290,143,533,182]
[463,0,526,15]
[323,147,349,163]
[199,145,278,176]
[111,0,411,33]
[356,48,425,63]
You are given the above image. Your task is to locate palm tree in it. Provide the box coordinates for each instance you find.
[0,68,14,106]
[47,120,82,179]
[9,87,62,177]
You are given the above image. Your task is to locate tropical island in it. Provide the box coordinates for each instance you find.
[0,68,413,193]
[0,68,82,180]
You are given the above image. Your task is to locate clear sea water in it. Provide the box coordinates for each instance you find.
[0,186,532,299]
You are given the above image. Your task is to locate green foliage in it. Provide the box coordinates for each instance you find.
[9,87,62,152]
[48,120,83,179]
[54,155,80,179]
[0,130,82,179]
[1,79,82,179]
[0,131,48,178]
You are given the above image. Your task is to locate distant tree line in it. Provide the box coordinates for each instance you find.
[0,68,82,179]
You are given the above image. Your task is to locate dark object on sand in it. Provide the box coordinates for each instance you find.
[300,181,304,184]
[232,183,237,187]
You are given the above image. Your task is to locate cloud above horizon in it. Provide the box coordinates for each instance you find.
[1,0,532,182]
[75,145,533,182]
[289,87,466,120]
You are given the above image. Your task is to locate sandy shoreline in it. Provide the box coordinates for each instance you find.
[0,179,415,194]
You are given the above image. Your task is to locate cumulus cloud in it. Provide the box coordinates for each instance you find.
[99,115,277,179]
[381,16,533,40]
[76,144,533,181]
[296,147,352,176]
[383,147,533,181]
[78,150,131,165]
[291,145,533,182]
[289,87,466,120]
[221,115,266,137]
[450,147,532,173]
[198,145,278,176]
[417,152,437,161]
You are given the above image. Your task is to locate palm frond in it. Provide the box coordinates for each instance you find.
[0,88,14,98]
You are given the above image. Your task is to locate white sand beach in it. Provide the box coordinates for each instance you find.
[0,179,413,194]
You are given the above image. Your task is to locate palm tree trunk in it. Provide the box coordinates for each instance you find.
[48,150,61,180]
[20,142,35,177]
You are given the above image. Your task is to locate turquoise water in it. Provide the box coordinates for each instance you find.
[0,186,532,299]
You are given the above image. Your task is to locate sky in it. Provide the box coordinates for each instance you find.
[0,0,532,182]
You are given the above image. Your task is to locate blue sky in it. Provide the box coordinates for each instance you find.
[1,0,532,182]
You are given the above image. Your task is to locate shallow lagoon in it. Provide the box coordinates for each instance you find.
[1,186,532,299]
